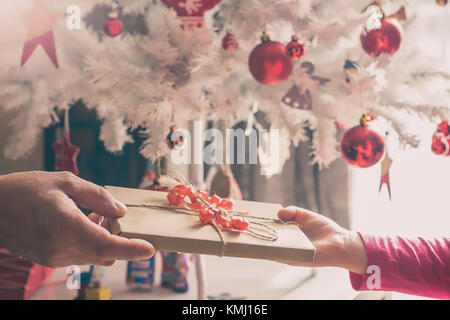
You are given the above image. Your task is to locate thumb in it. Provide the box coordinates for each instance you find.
[59,172,128,217]
[278,206,313,226]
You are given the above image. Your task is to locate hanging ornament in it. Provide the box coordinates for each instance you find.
[103,0,124,38]
[341,113,385,168]
[431,121,450,156]
[166,125,184,149]
[343,59,360,83]
[379,132,393,200]
[436,0,448,6]
[222,30,239,51]
[161,0,222,30]
[286,36,306,60]
[282,62,329,110]
[21,0,63,68]
[360,4,405,57]
[209,165,243,200]
[249,31,293,86]
[52,111,80,176]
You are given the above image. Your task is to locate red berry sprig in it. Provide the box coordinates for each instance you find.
[167,185,249,231]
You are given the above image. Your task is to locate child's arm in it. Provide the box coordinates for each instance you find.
[349,235,450,299]
[277,207,450,299]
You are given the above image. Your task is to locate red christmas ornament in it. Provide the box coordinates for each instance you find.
[361,18,402,57]
[53,131,80,176]
[104,18,123,37]
[222,30,239,51]
[103,4,123,38]
[249,32,293,86]
[431,121,450,156]
[341,114,385,168]
[167,125,184,149]
[161,0,222,29]
[286,36,305,60]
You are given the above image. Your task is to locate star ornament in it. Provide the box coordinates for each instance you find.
[21,0,63,68]
[53,132,80,176]
[379,154,393,200]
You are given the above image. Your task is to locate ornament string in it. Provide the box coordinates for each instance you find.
[123,175,294,257]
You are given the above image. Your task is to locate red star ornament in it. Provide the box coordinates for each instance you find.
[21,0,63,68]
[53,132,80,176]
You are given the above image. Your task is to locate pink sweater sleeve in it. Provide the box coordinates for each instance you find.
[349,234,450,299]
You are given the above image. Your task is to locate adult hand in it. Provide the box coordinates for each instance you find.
[278,206,367,274]
[0,171,155,268]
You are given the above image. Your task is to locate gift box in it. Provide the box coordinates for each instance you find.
[0,247,53,300]
[107,186,315,263]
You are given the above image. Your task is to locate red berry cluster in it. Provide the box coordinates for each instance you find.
[167,185,249,231]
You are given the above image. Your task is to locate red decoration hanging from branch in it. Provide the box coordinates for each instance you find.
[161,0,222,29]
[248,32,293,85]
[341,114,385,168]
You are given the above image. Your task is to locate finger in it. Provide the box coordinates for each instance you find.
[96,234,156,262]
[100,260,116,267]
[79,222,155,262]
[59,172,128,217]
[88,213,101,224]
[79,216,155,261]
[278,206,313,226]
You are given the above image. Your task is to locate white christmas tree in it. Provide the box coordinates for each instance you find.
[1,0,449,170]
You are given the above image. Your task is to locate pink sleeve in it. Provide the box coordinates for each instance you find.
[349,234,450,299]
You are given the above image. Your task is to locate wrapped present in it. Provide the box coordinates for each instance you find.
[107,186,315,263]
[0,248,52,300]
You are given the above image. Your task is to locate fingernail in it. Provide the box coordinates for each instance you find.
[114,200,128,214]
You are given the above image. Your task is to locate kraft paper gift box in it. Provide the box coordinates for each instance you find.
[107,186,316,263]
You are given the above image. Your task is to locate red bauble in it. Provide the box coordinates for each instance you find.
[431,121,450,156]
[104,18,123,37]
[286,36,305,60]
[341,125,385,168]
[249,40,293,85]
[361,18,402,57]
[222,31,239,51]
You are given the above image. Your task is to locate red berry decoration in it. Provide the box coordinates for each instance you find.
[341,114,385,168]
[248,32,293,85]
[222,30,239,51]
[361,18,402,57]
[286,35,305,60]
[431,121,450,156]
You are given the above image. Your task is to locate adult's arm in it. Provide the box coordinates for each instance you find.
[0,171,155,268]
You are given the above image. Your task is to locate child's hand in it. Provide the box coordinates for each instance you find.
[0,171,155,268]
[278,207,367,274]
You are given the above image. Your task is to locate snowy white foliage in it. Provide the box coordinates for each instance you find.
[1,0,450,170]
